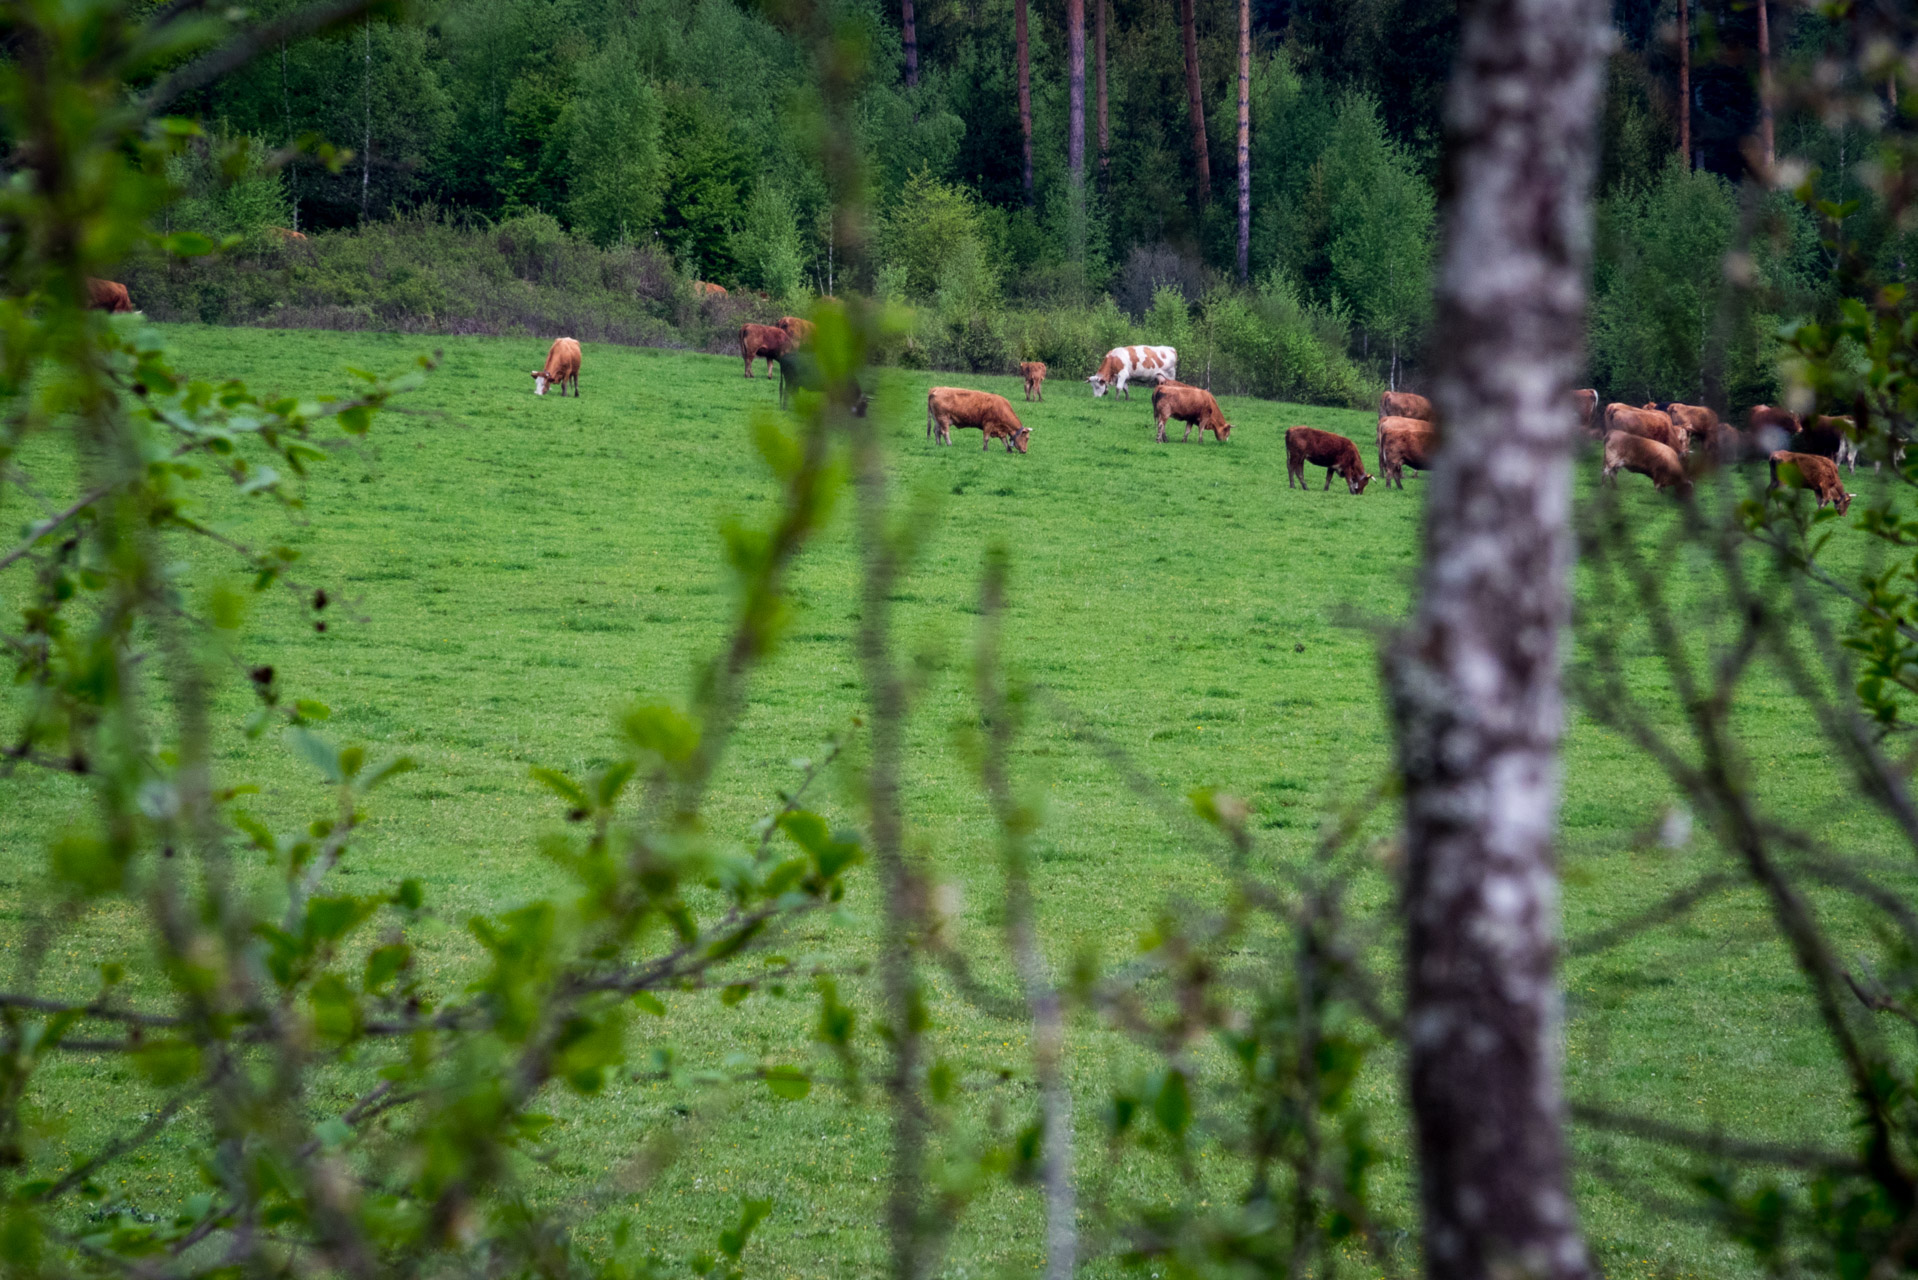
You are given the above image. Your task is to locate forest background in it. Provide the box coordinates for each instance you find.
[139,0,1904,409]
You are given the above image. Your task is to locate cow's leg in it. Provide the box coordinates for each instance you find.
[1323,468,1333,491]
[1155,415,1168,444]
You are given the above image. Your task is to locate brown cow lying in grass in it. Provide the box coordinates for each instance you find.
[1285,427,1370,493]
[740,323,793,378]
[1019,361,1047,401]
[1151,382,1232,443]
[927,387,1029,452]
[1380,390,1434,422]
[1602,430,1690,496]
[530,337,581,397]
[1769,450,1854,515]
[1377,417,1436,489]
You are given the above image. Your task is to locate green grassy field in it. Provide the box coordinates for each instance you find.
[1,324,1892,1278]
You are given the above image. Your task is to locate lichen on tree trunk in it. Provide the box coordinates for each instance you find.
[1386,0,1609,1275]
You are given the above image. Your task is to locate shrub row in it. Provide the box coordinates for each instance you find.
[118,214,1380,408]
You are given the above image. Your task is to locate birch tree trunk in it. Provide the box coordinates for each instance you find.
[1017,0,1034,202]
[1385,0,1609,1273]
[1677,0,1691,169]
[903,0,918,88]
[1096,0,1109,183]
[1179,0,1210,201]
[1235,0,1250,281]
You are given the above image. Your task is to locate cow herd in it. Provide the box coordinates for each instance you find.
[521,324,1878,524]
[1578,392,1869,514]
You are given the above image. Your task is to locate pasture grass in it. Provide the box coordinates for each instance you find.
[0,323,1894,1278]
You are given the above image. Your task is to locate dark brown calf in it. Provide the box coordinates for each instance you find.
[1285,427,1370,494]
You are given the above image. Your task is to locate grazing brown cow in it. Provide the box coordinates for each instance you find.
[85,278,133,312]
[1603,403,1687,455]
[1380,390,1435,423]
[1657,401,1719,440]
[1378,419,1437,489]
[1285,427,1371,494]
[777,316,815,345]
[1573,388,1600,435]
[529,337,581,397]
[1151,382,1232,443]
[739,323,793,378]
[927,387,1029,453]
[696,281,729,298]
[1602,431,1692,497]
[1769,450,1854,515]
[1746,404,1801,454]
[1019,361,1048,401]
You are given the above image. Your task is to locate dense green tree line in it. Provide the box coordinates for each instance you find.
[166,0,1912,402]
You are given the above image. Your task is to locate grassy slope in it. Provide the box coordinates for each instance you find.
[0,324,1883,1278]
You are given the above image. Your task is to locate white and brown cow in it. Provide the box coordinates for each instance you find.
[1086,345,1178,399]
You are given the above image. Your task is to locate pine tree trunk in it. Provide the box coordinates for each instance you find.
[1385,0,1609,1274]
[1756,0,1775,171]
[1676,0,1690,168]
[1179,0,1211,201]
[1017,0,1034,202]
[1096,0,1109,182]
[903,0,918,89]
[1068,0,1086,261]
[1068,0,1085,180]
[1235,0,1249,281]
[360,18,371,224]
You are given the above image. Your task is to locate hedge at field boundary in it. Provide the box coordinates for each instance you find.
[119,214,1381,409]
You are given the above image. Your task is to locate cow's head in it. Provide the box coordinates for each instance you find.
[530,371,551,396]
[1012,427,1031,454]
[1086,375,1109,398]
[1218,422,1233,442]
[1839,491,1856,515]
[1348,470,1372,495]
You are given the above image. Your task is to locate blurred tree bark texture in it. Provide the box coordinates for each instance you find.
[1387,0,1609,1274]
